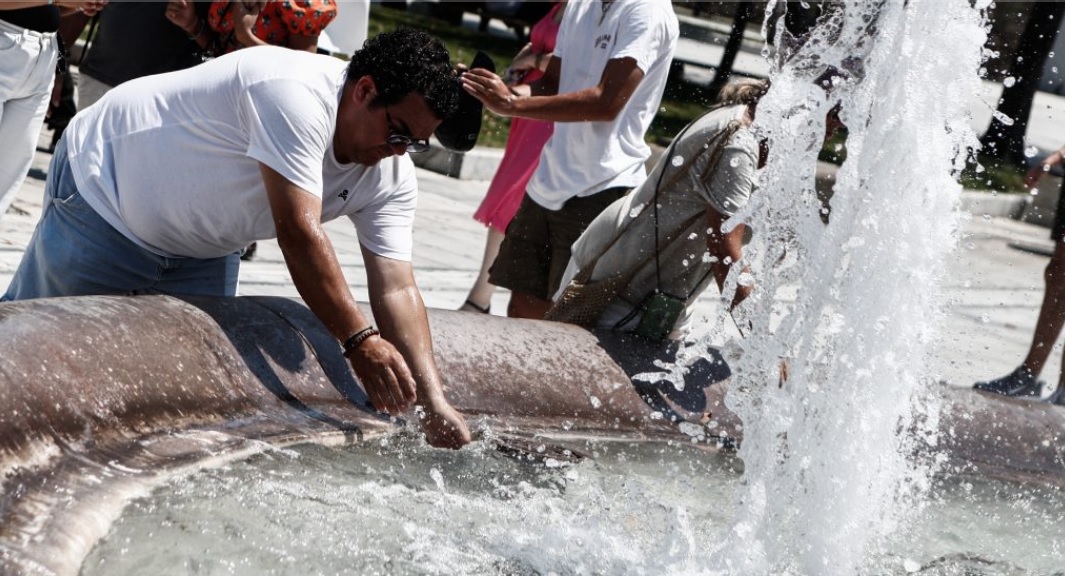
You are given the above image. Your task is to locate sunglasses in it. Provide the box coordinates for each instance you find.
[385,108,430,154]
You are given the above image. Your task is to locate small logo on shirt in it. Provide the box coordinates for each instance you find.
[338,189,349,201]
[594,33,612,50]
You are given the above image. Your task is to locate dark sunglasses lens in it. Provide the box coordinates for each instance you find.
[386,134,430,153]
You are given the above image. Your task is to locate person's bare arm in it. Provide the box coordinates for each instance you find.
[527,54,561,96]
[1026,146,1065,188]
[230,0,267,48]
[505,43,556,85]
[706,208,750,311]
[166,0,218,52]
[259,163,417,416]
[462,56,644,122]
[709,208,785,381]
[361,248,472,449]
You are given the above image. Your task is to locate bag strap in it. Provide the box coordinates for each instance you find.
[566,110,745,294]
[651,116,745,298]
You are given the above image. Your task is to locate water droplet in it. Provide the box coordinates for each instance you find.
[671,155,685,167]
[678,422,704,440]
[980,313,990,324]
[992,110,1015,126]
[729,157,741,168]
[1024,145,1039,158]
[429,467,446,491]
[1003,76,1016,87]
[589,395,602,408]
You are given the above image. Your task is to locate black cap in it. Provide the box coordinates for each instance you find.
[435,51,495,153]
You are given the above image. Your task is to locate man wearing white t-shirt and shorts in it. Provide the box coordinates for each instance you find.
[461,0,679,319]
[2,30,472,449]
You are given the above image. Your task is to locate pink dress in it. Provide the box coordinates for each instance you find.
[473,3,563,232]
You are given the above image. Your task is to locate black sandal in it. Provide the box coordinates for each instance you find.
[461,299,491,314]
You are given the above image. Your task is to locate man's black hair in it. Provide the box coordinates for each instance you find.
[347,28,460,121]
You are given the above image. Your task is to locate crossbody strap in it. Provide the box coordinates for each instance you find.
[651,116,745,299]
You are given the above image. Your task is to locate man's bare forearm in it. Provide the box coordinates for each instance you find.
[276,217,370,342]
[370,283,448,406]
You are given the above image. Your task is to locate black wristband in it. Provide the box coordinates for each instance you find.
[187,18,205,40]
[342,326,380,358]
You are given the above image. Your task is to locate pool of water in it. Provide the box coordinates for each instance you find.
[81,431,1064,576]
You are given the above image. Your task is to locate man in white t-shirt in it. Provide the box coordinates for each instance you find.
[461,0,679,319]
[2,30,471,449]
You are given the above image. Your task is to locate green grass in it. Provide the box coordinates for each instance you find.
[368,5,712,149]
[958,154,1027,193]
[818,129,848,165]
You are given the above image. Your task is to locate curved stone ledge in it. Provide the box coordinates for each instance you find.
[0,295,1062,575]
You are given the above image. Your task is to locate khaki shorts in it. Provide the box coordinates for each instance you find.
[489,187,629,300]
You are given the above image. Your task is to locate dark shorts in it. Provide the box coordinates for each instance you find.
[489,187,629,300]
[1054,177,1065,241]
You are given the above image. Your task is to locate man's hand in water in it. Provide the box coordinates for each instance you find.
[418,400,472,449]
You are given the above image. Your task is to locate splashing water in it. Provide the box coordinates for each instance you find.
[695,1,990,574]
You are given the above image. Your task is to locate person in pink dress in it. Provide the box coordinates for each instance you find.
[459,1,565,314]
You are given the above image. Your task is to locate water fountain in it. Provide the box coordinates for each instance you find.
[707,1,993,573]
[1,1,1064,575]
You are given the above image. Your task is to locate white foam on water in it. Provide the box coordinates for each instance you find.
[699,1,990,574]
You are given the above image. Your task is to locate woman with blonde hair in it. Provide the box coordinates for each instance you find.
[546,79,770,340]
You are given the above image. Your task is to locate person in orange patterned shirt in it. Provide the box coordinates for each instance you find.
[168,0,337,55]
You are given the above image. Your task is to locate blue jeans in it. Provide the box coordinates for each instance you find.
[2,138,240,301]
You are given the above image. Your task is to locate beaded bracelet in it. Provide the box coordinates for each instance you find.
[342,326,380,358]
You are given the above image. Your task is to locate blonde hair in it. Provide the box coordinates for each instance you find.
[686,79,767,185]
[713,78,770,108]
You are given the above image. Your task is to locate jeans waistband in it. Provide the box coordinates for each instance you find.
[0,17,58,39]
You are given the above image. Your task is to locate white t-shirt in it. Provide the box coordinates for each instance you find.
[65,46,417,261]
[526,0,679,210]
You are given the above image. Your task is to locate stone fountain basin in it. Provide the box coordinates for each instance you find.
[0,295,1061,575]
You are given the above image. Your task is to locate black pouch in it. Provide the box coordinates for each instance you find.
[634,291,686,341]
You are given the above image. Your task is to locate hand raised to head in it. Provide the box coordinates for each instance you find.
[460,68,517,116]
